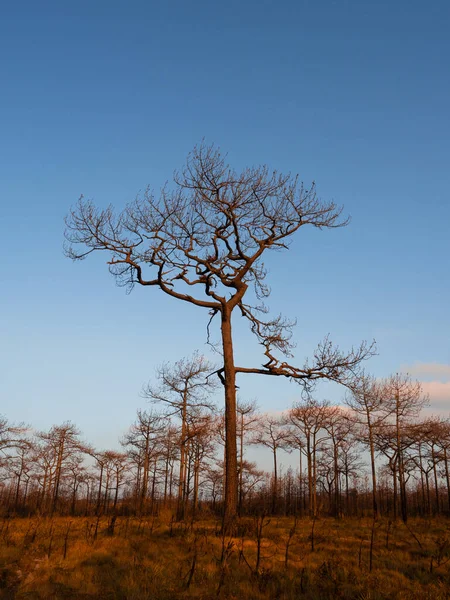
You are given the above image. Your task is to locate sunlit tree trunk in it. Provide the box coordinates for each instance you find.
[221,310,238,530]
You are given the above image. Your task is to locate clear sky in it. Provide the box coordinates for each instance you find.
[1,0,449,452]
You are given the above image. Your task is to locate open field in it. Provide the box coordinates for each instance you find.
[1,514,450,599]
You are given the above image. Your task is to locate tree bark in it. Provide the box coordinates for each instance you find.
[177,390,188,520]
[221,309,238,530]
[367,415,379,520]
[272,447,278,515]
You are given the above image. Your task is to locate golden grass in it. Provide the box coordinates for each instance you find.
[0,514,449,599]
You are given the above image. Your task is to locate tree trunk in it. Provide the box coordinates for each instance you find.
[395,398,408,523]
[333,442,340,518]
[238,411,244,516]
[418,444,426,515]
[307,436,313,517]
[140,432,150,514]
[177,390,188,520]
[425,470,431,516]
[71,482,77,516]
[221,309,238,531]
[432,445,440,515]
[272,447,278,514]
[392,462,397,520]
[113,473,119,513]
[193,449,200,519]
[96,463,104,516]
[367,417,378,520]
[52,441,65,515]
[312,433,318,517]
[444,447,450,514]
[14,468,23,511]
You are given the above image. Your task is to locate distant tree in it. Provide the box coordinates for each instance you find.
[338,436,364,515]
[252,414,291,514]
[65,143,375,527]
[9,439,34,512]
[346,374,385,519]
[236,399,259,515]
[121,410,166,514]
[0,416,27,457]
[159,423,179,506]
[381,374,428,522]
[37,422,86,515]
[184,414,215,518]
[65,455,88,515]
[289,398,330,517]
[101,450,129,514]
[322,406,352,518]
[142,353,216,519]
[435,419,450,512]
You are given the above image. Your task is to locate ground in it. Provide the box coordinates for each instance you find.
[1,513,450,599]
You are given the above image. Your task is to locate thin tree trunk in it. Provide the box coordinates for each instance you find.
[419,444,426,515]
[392,462,397,520]
[177,391,188,520]
[113,474,119,513]
[272,447,278,514]
[52,442,65,515]
[96,463,104,516]
[14,468,23,511]
[238,411,244,516]
[432,446,440,515]
[444,447,450,514]
[367,418,378,520]
[307,437,313,517]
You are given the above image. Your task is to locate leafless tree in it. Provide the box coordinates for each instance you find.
[101,451,129,514]
[65,455,88,516]
[381,374,428,522]
[435,418,450,512]
[159,423,179,506]
[37,422,86,515]
[142,353,216,519]
[0,416,27,458]
[338,436,364,515]
[184,414,216,518]
[236,399,259,515]
[252,414,291,514]
[289,398,330,516]
[322,406,352,518]
[64,143,375,525]
[121,410,166,514]
[346,374,386,519]
[8,439,34,512]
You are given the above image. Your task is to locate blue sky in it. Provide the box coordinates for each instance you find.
[1,0,449,451]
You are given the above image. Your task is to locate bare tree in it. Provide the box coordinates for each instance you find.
[0,416,27,457]
[142,353,216,519]
[237,399,259,515]
[322,406,352,518]
[289,398,331,517]
[184,414,216,518]
[346,374,385,519]
[37,422,86,515]
[252,414,291,514]
[65,143,375,526]
[381,374,428,522]
[9,439,34,512]
[121,410,166,514]
[101,451,129,514]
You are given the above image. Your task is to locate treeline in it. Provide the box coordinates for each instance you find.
[1,357,449,523]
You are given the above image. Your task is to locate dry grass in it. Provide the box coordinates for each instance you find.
[1,514,450,599]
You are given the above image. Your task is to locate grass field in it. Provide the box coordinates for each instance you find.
[1,513,450,599]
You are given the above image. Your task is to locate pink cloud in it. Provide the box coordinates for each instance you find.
[401,362,450,382]
[419,381,450,416]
